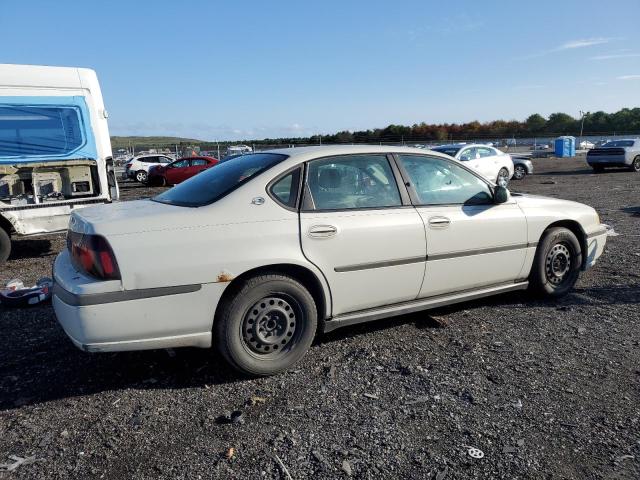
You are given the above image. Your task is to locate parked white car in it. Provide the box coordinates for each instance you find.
[431,143,514,186]
[124,154,174,183]
[53,146,608,376]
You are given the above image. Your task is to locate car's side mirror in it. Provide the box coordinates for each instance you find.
[494,185,509,204]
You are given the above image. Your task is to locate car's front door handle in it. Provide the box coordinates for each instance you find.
[308,225,338,238]
[428,216,451,228]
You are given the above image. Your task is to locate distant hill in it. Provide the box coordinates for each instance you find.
[110,136,205,149]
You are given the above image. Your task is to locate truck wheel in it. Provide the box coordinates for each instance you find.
[529,227,582,298]
[214,274,317,376]
[0,228,11,264]
[135,170,148,183]
[630,157,640,172]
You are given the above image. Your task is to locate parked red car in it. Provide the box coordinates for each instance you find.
[148,156,218,186]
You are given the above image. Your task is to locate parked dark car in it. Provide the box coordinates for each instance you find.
[147,156,219,186]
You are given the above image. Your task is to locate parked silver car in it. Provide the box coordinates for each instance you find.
[586,139,640,172]
[512,157,534,180]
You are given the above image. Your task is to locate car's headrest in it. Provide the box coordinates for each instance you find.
[318,168,341,189]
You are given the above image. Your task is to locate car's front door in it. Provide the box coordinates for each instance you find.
[396,154,528,298]
[299,153,426,315]
[165,159,190,184]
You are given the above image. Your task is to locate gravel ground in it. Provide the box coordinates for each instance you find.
[1,156,638,479]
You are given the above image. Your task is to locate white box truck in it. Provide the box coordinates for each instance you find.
[0,64,119,264]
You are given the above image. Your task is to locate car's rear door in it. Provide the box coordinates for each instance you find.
[299,153,426,315]
[475,146,499,180]
[395,154,528,297]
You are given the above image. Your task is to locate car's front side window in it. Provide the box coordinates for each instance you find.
[172,159,189,168]
[458,148,476,161]
[305,154,402,210]
[397,155,493,206]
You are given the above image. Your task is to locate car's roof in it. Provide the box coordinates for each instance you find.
[262,144,454,161]
[433,143,495,149]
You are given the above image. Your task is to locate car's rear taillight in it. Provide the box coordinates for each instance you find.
[67,230,121,280]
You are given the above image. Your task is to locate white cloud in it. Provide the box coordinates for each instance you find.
[591,53,640,60]
[617,74,640,80]
[521,37,616,59]
[556,38,612,50]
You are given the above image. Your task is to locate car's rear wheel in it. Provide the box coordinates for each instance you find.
[529,227,582,297]
[135,170,148,183]
[497,167,510,187]
[214,274,317,376]
[630,156,640,172]
[513,164,527,180]
[0,228,11,264]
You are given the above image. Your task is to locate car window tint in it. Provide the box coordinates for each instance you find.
[306,154,401,210]
[270,168,301,208]
[398,155,493,206]
[172,159,189,168]
[458,148,476,161]
[192,159,208,166]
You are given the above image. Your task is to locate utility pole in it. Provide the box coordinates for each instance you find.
[216,141,220,159]
[579,110,588,147]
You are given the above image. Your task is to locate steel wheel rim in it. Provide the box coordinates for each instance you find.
[633,159,640,171]
[241,295,299,355]
[545,243,572,285]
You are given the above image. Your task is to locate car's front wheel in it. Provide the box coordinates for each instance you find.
[135,170,148,183]
[513,164,527,180]
[630,156,640,172]
[497,167,510,187]
[529,227,582,297]
[214,274,317,376]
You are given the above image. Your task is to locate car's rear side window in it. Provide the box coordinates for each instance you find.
[153,153,287,207]
[305,154,402,210]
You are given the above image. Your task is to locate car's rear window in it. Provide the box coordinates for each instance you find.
[152,152,288,207]
[602,140,635,147]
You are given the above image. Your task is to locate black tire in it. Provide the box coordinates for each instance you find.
[529,227,582,297]
[0,228,10,264]
[630,156,640,172]
[513,164,527,180]
[497,167,510,187]
[135,170,147,183]
[214,274,317,376]
[592,165,604,173]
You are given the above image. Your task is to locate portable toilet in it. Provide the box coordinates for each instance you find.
[554,136,576,157]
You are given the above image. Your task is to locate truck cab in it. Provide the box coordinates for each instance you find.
[0,64,118,264]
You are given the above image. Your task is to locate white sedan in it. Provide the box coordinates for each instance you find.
[52,146,608,376]
[431,143,514,186]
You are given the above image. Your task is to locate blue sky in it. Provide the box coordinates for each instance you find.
[2,0,639,140]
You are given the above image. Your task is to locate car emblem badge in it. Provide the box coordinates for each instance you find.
[251,197,265,205]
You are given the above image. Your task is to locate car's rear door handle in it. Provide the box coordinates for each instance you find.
[308,225,338,238]
[428,216,451,228]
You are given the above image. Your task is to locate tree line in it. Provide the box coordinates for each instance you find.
[236,107,640,146]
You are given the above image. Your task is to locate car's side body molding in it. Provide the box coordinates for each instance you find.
[323,281,528,332]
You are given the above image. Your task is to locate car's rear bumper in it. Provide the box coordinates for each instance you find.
[584,225,609,270]
[587,155,629,166]
[52,252,226,352]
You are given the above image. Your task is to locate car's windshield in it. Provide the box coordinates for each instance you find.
[602,140,635,147]
[432,147,461,157]
[152,153,287,207]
